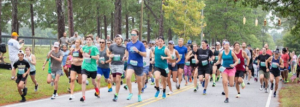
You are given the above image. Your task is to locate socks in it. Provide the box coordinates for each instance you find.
[204,89,206,91]
[212,74,216,83]
[155,86,160,91]
[238,92,240,94]
[163,89,166,93]
[108,83,112,88]
[115,93,118,96]
[54,90,57,94]
[95,88,99,93]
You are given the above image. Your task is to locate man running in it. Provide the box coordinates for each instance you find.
[233,42,249,98]
[266,50,283,97]
[108,35,128,102]
[174,38,188,89]
[212,42,222,87]
[80,35,100,102]
[47,42,63,100]
[196,40,213,95]
[13,50,30,102]
[256,48,271,92]
[166,40,181,95]
[141,40,152,93]
[125,29,146,102]
[241,42,252,85]
[281,48,290,83]
[24,47,38,92]
[8,32,24,80]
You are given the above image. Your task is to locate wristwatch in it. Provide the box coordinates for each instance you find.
[90,55,92,58]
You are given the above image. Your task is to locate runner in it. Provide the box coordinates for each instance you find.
[256,48,271,92]
[8,32,24,80]
[212,42,221,87]
[186,43,199,92]
[141,40,152,93]
[214,41,239,103]
[266,50,283,97]
[24,47,38,92]
[123,39,130,90]
[108,34,128,102]
[253,48,260,82]
[47,42,64,100]
[152,36,172,99]
[281,48,290,83]
[61,45,71,83]
[125,29,146,102]
[296,55,300,84]
[69,39,83,100]
[196,40,213,95]
[80,35,100,102]
[233,42,249,98]
[42,53,53,86]
[174,38,188,89]
[13,50,30,102]
[166,40,181,95]
[241,42,252,85]
[184,45,192,86]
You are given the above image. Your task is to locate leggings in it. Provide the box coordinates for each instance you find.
[184,65,192,77]
[253,64,258,78]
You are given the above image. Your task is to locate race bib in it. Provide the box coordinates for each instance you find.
[238,59,241,64]
[84,58,91,63]
[260,62,266,67]
[113,54,121,61]
[130,60,138,66]
[244,59,247,65]
[185,62,190,66]
[192,59,196,64]
[51,73,55,79]
[165,68,169,74]
[271,63,278,68]
[255,60,258,63]
[130,47,136,52]
[72,52,79,57]
[219,66,225,72]
[143,61,146,66]
[215,56,219,60]
[202,60,208,66]
[99,57,105,62]
[179,54,183,59]
[172,55,176,59]
[18,69,25,74]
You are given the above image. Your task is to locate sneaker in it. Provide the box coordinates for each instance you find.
[51,94,56,100]
[162,92,166,99]
[254,78,258,82]
[95,92,100,98]
[168,91,173,95]
[247,82,250,85]
[176,83,179,89]
[138,95,142,102]
[34,85,39,92]
[69,95,74,100]
[224,98,229,103]
[265,88,268,93]
[23,87,28,96]
[236,94,240,98]
[155,91,160,98]
[144,84,147,89]
[124,85,128,90]
[222,92,225,95]
[151,78,154,83]
[141,88,145,93]
[50,82,54,86]
[108,88,113,92]
[241,82,245,89]
[210,78,213,82]
[202,80,205,88]
[273,92,276,97]
[270,83,274,90]
[194,88,197,92]
[11,76,15,80]
[216,77,220,82]
[151,82,155,85]
[259,86,263,91]
[178,85,181,89]
[189,78,192,83]
[127,93,133,100]
[212,82,216,87]
[203,89,206,95]
[113,95,118,102]
[80,97,85,102]
[19,98,26,102]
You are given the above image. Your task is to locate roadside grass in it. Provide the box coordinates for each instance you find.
[0,46,135,106]
[279,72,300,107]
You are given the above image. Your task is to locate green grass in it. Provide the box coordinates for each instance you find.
[0,46,135,105]
[279,73,300,107]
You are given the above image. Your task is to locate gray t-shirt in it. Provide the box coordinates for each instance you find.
[98,48,110,68]
[69,36,81,44]
[48,50,63,71]
[109,44,126,65]
[242,48,251,59]
[60,37,69,45]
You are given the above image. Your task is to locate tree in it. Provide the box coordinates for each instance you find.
[283,31,300,52]
[0,0,2,43]
[11,0,18,33]
[56,0,65,40]
[114,0,122,35]
[67,0,74,37]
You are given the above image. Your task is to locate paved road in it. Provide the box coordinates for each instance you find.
[5,77,281,107]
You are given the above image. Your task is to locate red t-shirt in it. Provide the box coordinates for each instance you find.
[259,49,272,56]
[281,53,290,68]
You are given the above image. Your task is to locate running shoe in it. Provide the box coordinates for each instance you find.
[194,88,197,92]
[155,91,160,98]
[23,87,28,96]
[247,82,250,85]
[151,78,154,83]
[51,94,57,100]
[210,78,213,82]
[189,78,192,83]
[50,82,54,86]
[80,96,85,102]
[265,88,268,93]
[113,95,118,102]
[178,85,181,89]
[168,91,173,95]
[34,85,38,92]
[202,80,205,88]
[69,95,74,100]
[141,88,145,93]
[11,76,15,80]
[176,83,179,89]
[144,84,147,89]
[270,83,274,90]
[216,77,220,82]
[212,82,216,87]
[236,94,240,98]
[120,81,123,85]
[127,93,133,100]
[124,85,128,90]
[273,92,276,97]
[108,88,113,92]
[259,86,263,91]
[151,82,155,85]
[254,78,258,82]
[224,98,229,103]
[19,98,26,102]
[138,95,142,102]
[162,92,166,99]
[241,82,245,89]
[203,89,206,95]
[95,92,100,98]
[222,92,225,95]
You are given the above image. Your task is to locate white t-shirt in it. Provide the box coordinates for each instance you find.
[7,39,20,60]
[143,48,151,67]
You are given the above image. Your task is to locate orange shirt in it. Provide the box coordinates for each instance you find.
[259,49,272,56]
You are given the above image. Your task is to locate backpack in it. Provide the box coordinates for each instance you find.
[0,43,6,53]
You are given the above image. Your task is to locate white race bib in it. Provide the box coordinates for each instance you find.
[84,58,91,63]
[113,54,121,61]
[271,63,278,68]
[192,59,196,64]
[219,66,225,72]
[165,68,169,74]
[99,57,105,62]
[18,69,25,74]
[130,60,138,66]
[185,62,190,66]
[260,62,266,67]
[202,60,208,66]
[73,52,79,57]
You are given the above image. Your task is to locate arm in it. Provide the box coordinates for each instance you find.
[123,50,129,61]
[214,53,223,65]
[175,51,181,63]
[30,55,37,65]
[265,57,272,72]
[52,55,63,62]
[162,48,172,60]
[185,51,192,62]
[137,51,146,57]
[151,49,155,64]
[231,52,239,67]
[105,49,112,63]
[243,51,250,66]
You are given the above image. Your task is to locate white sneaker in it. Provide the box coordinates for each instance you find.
[69,95,74,100]
[168,91,173,95]
[50,82,54,86]
[265,89,268,93]
[259,87,263,91]
[51,94,56,100]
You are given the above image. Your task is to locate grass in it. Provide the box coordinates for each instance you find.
[0,46,135,106]
[279,73,300,107]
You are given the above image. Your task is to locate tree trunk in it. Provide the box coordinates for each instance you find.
[168,28,172,41]
[158,1,164,37]
[0,0,2,43]
[11,0,18,33]
[125,14,129,39]
[147,16,150,42]
[67,0,74,37]
[139,0,144,41]
[104,15,107,40]
[97,6,101,38]
[114,0,122,35]
[56,0,65,40]
[132,17,135,28]
[30,3,35,53]
[110,12,114,40]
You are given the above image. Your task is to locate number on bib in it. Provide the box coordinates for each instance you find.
[185,62,190,66]
[73,52,79,57]
[18,69,25,74]
[192,59,196,64]
[260,62,266,67]
[130,60,138,66]
[202,60,208,66]
[113,55,121,61]
[219,66,225,72]
[84,58,91,63]
[271,63,278,68]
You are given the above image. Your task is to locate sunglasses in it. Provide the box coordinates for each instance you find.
[100,42,105,44]
[131,34,137,36]
[107,43,111,44]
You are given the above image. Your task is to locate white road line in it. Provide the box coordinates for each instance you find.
[265,90,273,107]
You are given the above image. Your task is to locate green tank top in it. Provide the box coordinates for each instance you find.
[154,46,168,69]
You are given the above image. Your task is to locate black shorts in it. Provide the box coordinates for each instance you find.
[235,70,245,78]
[198,66,210,76]
[70,65,82,74]
[30,71,36,75]
[154,67,168,77]
[216,64,221,69]
[271,70,280,77]
[16,74,28,84]
[149,64,154,72]
[127,64,144,76]
[81,69,97,79]
[177,64,185,69]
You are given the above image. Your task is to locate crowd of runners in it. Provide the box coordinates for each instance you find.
[6,30,300,103]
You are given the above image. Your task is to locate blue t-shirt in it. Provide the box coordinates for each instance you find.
[126,40,146,67]
[62,50,70,66]
[175,45,188,64]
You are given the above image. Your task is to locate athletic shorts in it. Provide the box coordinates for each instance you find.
[30,71,36,75]
[16,74,28,84]
[248,64,253,71]
[168,64,178,71]
[52,69,63,76]
[177,64,185,69]
[97,67,110,79]
[198,66,210,76]
[259,70,270,79]
[216,64,221,69]
[111,65,124,77]
[154,67,168,77]
[223,67,236,77]
[235,70,245,78]
[143,66,150,75]
[81,69,97,79]
[127,64,143,76]
[280,67,288,72]
[150,64,154,72]
[271,70,280,77]
[70,65,82,74]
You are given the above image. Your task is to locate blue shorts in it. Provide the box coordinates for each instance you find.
[97,67,110,79]
[143,66,150,75]
[127,64,144,76]
[168,64,178,71]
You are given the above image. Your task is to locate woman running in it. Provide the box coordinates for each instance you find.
[184,45,192,86]
[166,40,180,95]
[186,43,199,92]
[62,45,71,82]
[69,39,83,100]
[281,48,290,83]
[214,41,239,103]
[24,47,38,92]
[266,50,283,97]
[253,48,260,82]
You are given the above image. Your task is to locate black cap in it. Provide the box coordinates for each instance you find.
[282,48,287,52]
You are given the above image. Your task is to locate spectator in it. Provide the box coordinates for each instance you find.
[8,32,24,80]
[69,32,81,45]
[60,32,70,46]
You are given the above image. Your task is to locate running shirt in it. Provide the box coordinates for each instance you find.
[82,45,99,72]
[242,48,251,65]
[222,50,234,68]
[196,48,213,67]
[235,50,245,71]
[256,54,271,72]
[98,47,110,68]
[71,48,83,58]
[174,46,188,64]
[24,54,36,72]
[143,48,151,67]
[48,50,63,71]
[126,40,146,67]
[213,49,219,63]
[13,59,30,75]
[7,39,20,60]
[109,44,126,65]
[281,53,290,68]
[271,57,280,71]
[154,46,168,69]
[62,50,70,66]
[189,50,198,67]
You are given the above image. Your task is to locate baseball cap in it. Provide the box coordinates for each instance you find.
[282,48,287,52]
[216,42,220,45]
[247,44,251,47]
[74,32,78,35]
[150,41,155,44]
[168,40,174,45]
[274,50,280,54]
[115,34,123,40]
[187,40,192,45]
[53,42,59,47]
[11,32,19,37]
[18,50,24,55]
